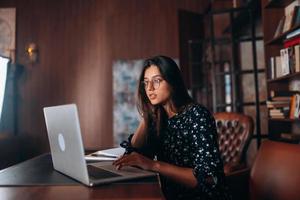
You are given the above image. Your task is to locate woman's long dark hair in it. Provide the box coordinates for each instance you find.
[137,55,193,140]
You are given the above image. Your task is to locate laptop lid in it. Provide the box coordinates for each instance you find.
[43,104,90,185]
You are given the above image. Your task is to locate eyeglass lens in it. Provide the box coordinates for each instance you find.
[143,79,161,90]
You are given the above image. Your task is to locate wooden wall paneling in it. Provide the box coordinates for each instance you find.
[15,0,114,156]
[1,0,205,159]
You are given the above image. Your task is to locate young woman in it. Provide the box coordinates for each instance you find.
[113,55,230,200]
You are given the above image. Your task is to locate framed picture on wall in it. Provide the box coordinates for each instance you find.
[113,59,144,146]
[0,8,16,60]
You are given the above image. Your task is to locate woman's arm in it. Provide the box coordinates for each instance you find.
[131,120,146,148]
[154,159,197,188]
[113,152,197,188]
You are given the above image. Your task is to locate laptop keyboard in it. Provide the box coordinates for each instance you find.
[87,165,121,179]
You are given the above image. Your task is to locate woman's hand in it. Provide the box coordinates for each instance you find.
[114,152,198,188]
[113,152,157,171]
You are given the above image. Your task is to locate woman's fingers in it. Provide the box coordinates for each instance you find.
[112,152,155,171]
[113,154,133,166]
[116,160,137,170]
[113,153,141,169]
[113,155,128,166]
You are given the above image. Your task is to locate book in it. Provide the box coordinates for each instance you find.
[283,1,300,33]
[270,57,276,79]
[286,28,300,39]
[280,48,290,75]
[270,90,299,97]
[267,100,290,108]
[269,105,290,115]
[270,56,285,79]
[285,1,300,16]
[274,16,286,38]
[289,95,296,118]
[269,115,285,119]
[288,46,296,74]
[295,44,300,72]
[284,35,300,48]
[294,93,300,118]
[270,113,284,117]
[289,94,300,119]
[272,96,292,101]
[275,56,283,78]
[280,133,300,142]
[282,0,300,33]
[283,9,296,33]
[292,6,300,27]
[269,109,285,118]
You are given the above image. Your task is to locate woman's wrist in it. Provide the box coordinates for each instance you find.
[152,160,161,172]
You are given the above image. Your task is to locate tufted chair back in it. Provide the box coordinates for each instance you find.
[213,112,254,174]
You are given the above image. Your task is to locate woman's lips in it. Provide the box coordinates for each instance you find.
[148,94,157,100]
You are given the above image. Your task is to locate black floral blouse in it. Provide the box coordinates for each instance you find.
[123,103,231,200]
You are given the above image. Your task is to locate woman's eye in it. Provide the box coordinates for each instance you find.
[153,79,160,84]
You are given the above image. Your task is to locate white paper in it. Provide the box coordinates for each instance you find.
[98,147,125,157]
[85,147,125,161]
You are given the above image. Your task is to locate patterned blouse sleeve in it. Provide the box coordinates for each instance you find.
[120,130,156,159]
[189,106,226,197]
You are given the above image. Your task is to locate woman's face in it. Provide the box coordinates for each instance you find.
[143,65,172,106]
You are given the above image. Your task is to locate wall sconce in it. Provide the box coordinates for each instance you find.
[26,43,38,64]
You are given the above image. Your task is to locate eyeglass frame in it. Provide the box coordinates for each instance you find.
[141,77,164,90]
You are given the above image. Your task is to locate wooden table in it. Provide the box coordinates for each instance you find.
[0,154,164,200]
[0,184,163,200]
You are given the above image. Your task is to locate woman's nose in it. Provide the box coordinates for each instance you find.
[148,84,155,91]
[146,81,155,91]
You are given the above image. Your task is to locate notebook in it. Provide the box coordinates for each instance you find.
[43,104,156,186]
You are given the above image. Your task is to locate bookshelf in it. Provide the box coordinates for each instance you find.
[262,0,300,143]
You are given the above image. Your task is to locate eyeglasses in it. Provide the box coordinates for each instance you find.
[142,78,164,90]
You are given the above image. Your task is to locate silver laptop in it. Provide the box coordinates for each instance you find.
[43,104,156,186]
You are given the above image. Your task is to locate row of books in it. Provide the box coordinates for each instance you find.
[273,1,300,38]
[280,133,300,143]
[267,99,290,119]
[267,91,300,119]
[269,44,300,79]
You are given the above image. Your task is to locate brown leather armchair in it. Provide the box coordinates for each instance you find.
[214,112,254,174]
[226,140,300,200]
